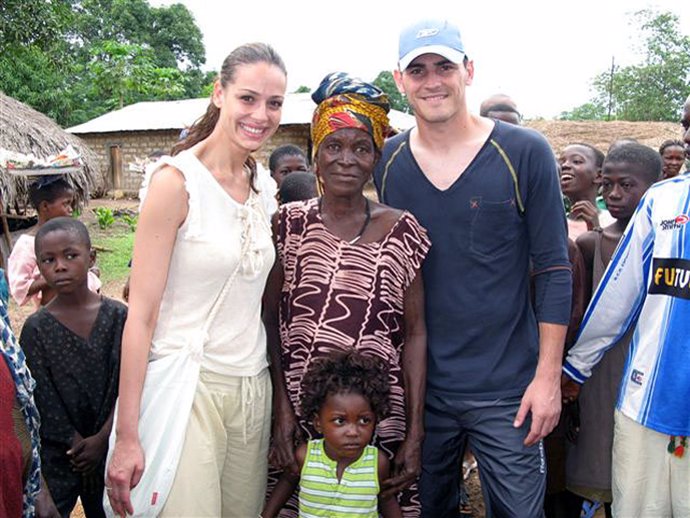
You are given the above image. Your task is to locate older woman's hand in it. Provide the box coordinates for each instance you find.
[269,405,302,474]
[379,436,422,499]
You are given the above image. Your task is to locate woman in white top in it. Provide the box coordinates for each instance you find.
[105,43,287,518]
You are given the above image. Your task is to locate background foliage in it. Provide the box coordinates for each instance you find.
[560,9,690,121]
[0,0,215,126]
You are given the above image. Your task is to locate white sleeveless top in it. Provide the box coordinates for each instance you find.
[143,150,276,376]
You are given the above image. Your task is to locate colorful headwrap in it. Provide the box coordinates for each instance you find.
[311,72,391,158]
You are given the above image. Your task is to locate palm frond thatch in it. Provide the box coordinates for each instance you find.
[0,92,104,210]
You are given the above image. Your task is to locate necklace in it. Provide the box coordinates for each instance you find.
[318,197,371,244]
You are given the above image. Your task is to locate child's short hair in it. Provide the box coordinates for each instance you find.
[35,217,91,254]
[269,144,307,173]
[301,350,391,422]
[604,143,662,185]
[28,176,73,210]
[569,142,605,168]
[279,171,317,203]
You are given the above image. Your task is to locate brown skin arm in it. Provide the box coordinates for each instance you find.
[27,277,49,298]
[575,231,597,305]
[27,276,57,306]
[380,272,426,498]
[263,212,301,473]
[261,443,306,518]
[565,239,588,351]
[378,452,403,518]
[35,473,61,518]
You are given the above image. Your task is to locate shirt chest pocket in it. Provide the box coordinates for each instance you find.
[469,197,522,258]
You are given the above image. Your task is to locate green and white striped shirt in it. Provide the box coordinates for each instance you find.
[298,439,379,517]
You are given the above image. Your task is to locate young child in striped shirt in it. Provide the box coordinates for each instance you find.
[262,350,402,518]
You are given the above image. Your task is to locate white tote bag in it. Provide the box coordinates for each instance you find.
[104,349,201,517]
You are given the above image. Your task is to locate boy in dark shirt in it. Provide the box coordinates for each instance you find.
[21,217,127,518]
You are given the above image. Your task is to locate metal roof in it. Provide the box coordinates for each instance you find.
[67,93,416,134]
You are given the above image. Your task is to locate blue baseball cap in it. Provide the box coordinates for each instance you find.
[398,19,465,70]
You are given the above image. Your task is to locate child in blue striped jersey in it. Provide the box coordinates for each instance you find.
[262,350,402,518]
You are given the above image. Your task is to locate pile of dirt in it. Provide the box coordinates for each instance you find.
[525,119,681,154]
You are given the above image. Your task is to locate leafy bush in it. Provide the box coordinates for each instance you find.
[121,213,138,232]
[94,207,115,230]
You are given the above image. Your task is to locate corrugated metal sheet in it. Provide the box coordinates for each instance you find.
[67,93,416,134]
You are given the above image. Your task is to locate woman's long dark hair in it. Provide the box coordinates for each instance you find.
[171,43,286,190]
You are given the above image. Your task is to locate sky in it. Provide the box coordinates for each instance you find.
[151,0,690,119]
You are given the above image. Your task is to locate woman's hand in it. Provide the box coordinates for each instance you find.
[105,437,145,518]
[269,406,302,474]
[380,436,422,499]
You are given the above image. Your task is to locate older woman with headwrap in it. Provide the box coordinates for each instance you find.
[264,72,430,517]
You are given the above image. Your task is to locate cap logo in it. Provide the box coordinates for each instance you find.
[416,28,439,39]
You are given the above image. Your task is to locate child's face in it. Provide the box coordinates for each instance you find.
[41,191,74,220]
[36,229,94,294]
[314,391,376,463]
[661,145,685,179]
[271,154,308,187]
[601,161,651,221]
[559,145,599,198]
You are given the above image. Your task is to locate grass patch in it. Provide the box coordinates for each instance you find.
[92,231,134,284]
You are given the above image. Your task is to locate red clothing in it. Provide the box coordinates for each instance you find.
[0,357,23,518]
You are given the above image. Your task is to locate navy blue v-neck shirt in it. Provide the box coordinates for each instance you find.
[374,121,571,397]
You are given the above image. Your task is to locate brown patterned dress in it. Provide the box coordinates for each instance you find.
[271,198,430,517]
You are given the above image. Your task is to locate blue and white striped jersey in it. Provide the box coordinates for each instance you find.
[564,175,690,436]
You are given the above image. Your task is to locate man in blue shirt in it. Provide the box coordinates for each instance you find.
[375,19,572,517]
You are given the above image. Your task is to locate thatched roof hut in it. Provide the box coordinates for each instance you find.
[0,92,104,211]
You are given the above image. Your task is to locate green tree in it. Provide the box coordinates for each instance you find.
[0,0,70,51]
[69,0,204,68]
[182,68,217,99]
[0,0,206,126]
[561,9,690,121]
[85,41,184,111]
[373,71,410,113]
[559,102,608,121]
[0,45,74,122]
[294,85,311,93]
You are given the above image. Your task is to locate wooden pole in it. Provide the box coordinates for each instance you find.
[0,194,12,270]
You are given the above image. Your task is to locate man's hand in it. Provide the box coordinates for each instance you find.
[514,372,561,446]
